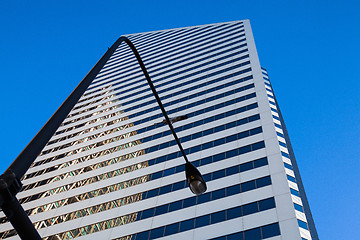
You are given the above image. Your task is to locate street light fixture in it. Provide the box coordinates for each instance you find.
[185,162,207,195]
[0,36,206,239]
[125,37,207,194]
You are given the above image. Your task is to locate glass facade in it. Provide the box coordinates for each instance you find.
[0,20,317,240]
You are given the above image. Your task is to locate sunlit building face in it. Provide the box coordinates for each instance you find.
[0,20,317,240]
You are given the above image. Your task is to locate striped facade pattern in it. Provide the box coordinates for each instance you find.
[0,20,317,240]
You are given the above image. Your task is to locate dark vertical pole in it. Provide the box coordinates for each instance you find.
[0,37,126,239]
[0,36,199,239]
[123,38,190,163]
[1,197,42,239]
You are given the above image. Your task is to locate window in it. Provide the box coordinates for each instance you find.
[195,214,210,228]
[241,180,256,192]
[258,198,276,211]
[211,211,226,224]
[277,132,285,138]
[256,176,272,188]
[261,223,281,238]
[183,197,196,208]
[227,185,241,196]
[180,218,195,232]
[212,169,226,180]
[298,219,309,230]
[169,200,182,212]
[281,151,290,158]
[254,157,268,168]
[290,188,300,197]
[212,189,226,200]
[150,227,164,239]
[164,222,179,236]
[135,231,149,240]
[287,175,297,183]
[226,165,239,176]
[244,227,261,240]
[279,141,287,148]
[155,205,168,216]
[284,162,293,170]
[227,206,242,220]
[141,208,154,219]
[227,232,244,240]
[242,202,258,216]
[197,192,211,204]
[240,161,253,172]
[294,203,304,212]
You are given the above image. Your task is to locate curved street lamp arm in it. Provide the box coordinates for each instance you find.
[0,36,190,239]
[4,37,188,183]
[123,38,189,163]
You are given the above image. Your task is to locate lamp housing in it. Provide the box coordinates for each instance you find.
[185,162,207,195]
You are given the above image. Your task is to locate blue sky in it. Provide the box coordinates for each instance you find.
[0,1,359,239]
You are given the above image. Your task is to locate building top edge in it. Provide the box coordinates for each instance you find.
[120,19,249,38]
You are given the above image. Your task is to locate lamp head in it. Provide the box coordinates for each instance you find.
[185,162,207,195]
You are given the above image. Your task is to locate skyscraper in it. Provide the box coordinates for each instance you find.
[0,20,318,240]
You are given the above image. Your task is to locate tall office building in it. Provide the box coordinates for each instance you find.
[0,20,318,240]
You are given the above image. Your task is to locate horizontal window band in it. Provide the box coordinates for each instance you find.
[30,90,256,174]
[278,141,287,148]
[284,162,293,170]
[19,123,263,203]
[26,101,258,186]
[42,76,254,152]
[23,111,260,191]
[53,110,125,138]
[64,63,250,128]
[276,132,284,138]
[93,27,245,90]
[281,151,290,158]
[94,24,244,86]
[63,56,250,127]
[90,36,247,94]
[72,89,117,111]
[9,173,270,235]
[89,45,249,116]
[60,104,121,128]
[209,222,280,240]
[114,197,276,240]
[117,57,250,115]
[38,85,256,168]
[290,188,300,197]
[298,219,309,230]
[117,23,240,61]
[55,69,252,140]
[43,190,274,240]
[105,24,227,69]
[41,80,254,159]
[112,25,194,57]
[104,25,216,70]
[294,203,304,213]
[1,152,268,228]
[48,82,254,151]
[287,175,297,183]
[93,57,250,112]
[110,24,210,61]
[18,139,265,211]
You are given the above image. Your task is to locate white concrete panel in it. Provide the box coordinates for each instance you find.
[0,21,317,240]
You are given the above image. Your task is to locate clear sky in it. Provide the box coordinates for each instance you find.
[0,0,359,239]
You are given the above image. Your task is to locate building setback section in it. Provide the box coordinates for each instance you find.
[0,20,318,240]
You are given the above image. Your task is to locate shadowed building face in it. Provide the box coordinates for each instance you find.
[0,20,318,240]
